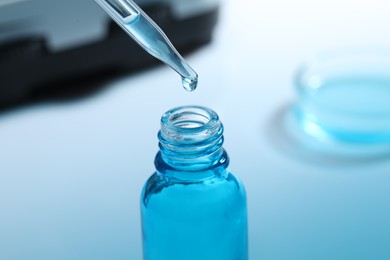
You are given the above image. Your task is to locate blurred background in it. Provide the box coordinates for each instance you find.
[1,0,390,259]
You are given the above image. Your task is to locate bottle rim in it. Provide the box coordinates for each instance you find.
[160,105,221,137]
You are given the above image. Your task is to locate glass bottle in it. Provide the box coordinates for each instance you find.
[141,105,248,260]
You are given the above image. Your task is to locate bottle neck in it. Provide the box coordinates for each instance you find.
[155,106,228,177]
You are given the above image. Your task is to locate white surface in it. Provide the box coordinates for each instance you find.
[1,0,390,259]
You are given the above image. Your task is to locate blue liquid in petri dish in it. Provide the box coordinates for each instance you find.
[294,48,390,144]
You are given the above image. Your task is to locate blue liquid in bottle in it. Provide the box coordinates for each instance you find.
[141,106,248,260]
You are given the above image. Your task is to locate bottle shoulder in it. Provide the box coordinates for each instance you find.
[141,170,246,209]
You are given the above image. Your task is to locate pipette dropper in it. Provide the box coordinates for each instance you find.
[94,0,198,91]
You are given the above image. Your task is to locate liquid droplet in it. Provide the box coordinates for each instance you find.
[181,76,198,91]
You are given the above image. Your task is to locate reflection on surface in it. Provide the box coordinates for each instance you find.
[265,104,390,167]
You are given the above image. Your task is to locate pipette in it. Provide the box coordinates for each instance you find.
[94,0,198,91]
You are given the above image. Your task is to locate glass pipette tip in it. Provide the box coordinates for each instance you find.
[94,0,198,91]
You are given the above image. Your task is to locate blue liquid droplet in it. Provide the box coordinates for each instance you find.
[182,77,198,91]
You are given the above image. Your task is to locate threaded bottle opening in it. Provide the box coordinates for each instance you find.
[160,106,221,143]
[157,105,225,171]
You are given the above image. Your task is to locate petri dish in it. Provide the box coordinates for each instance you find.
[294,47,390,145]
